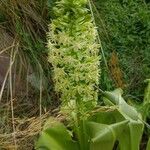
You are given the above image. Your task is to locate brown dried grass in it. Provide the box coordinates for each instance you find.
[0,28,51,150]
[0,1,57,149]
[0,113,49,150]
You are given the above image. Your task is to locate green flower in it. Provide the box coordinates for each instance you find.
[48,0,100,118]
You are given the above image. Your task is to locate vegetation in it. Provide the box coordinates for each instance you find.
[93,0,150,98]
[0,0,149,149]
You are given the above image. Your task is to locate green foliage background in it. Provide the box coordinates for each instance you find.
[94,0,150,100]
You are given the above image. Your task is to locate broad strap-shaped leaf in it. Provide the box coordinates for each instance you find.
[86,120,129,150]
[146,138,150,150]
[144,79,150,105]
[101,89,144,150]
[35,122,79,150]
[117,120,144,150]
[142,79,150,120]
[103,88,139,121]
[89,109,125,124]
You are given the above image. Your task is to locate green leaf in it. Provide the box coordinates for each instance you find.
[86,120,129,150]
[35,122,79,150]
[146,138,150,150]
[118,120,144,150]
[144,79,150,105]
[99,88,144,149]
[89,109,125,124]
[103,88,139,121]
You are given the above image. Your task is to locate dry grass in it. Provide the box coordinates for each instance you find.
[0,50,48,149]
[0,0,48,36]
[0,114,49,150]
[0,39,46,149]
[0,1,57,149]
[0,27,57,149]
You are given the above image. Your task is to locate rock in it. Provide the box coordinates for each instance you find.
[0,28,13,88]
